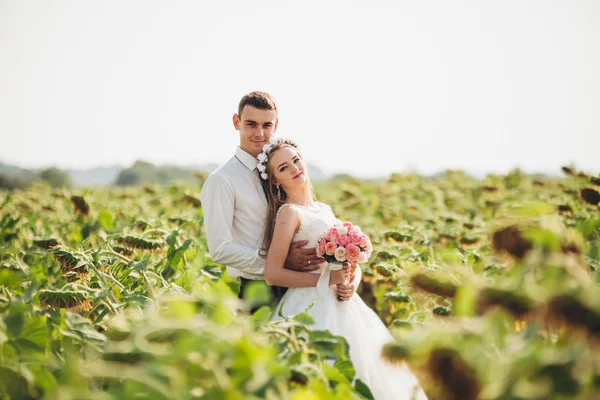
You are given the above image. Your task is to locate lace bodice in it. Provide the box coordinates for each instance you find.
[277,202,338,274]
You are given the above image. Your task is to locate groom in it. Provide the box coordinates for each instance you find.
[200,91,355,309]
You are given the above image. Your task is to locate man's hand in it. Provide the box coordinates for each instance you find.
[284,240,325,272]
[336,283,355,301]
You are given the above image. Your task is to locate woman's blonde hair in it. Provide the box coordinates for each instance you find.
[259,139,315,252]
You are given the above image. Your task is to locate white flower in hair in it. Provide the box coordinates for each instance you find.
[257,137,298,180]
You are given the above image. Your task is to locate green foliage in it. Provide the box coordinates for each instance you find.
[0,163,38,189]
[0,167,599,399]
[0,181,365,399]
[0,172,32,190]
[39,167,71,188]
[114,160,204,186]
[313,167,600,399]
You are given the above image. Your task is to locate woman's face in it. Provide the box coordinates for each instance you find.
[269,146,308,191]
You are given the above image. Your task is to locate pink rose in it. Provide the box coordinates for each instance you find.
[358,234,369,248]
[334,246,347,262]
[337,234,350,246]
[343,221,353,231]
[317,247,324,258]
[326,228,338,242]
[346,244,360,263]
[335,225,348,235]
[317,239,326,258]
[325,242,337,256]
[358,251,369,263]
[349,231,361,245]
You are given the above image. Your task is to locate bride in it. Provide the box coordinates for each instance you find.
[257,138,428,400]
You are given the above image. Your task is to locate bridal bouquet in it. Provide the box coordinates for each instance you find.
[316,222,373,265]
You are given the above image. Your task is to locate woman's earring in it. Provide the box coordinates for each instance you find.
[276,186,282,199]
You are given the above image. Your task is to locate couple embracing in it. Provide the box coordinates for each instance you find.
[200,92,427,400]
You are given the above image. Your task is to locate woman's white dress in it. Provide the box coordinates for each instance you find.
[270,202,428,400]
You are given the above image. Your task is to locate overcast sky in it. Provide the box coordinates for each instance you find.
[1,0,599,177]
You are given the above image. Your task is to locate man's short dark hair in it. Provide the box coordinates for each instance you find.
[238,91,278,118]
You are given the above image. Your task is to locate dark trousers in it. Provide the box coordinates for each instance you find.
[238,278,287,314]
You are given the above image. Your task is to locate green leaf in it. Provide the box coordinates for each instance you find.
[354,379,375,399]
[0,365,33,399]
[0,268,26,289]
[576,218,600,239]
[376,251,396,261]
[334,359,356,381]
[323,361,351,384]
[385,231,412,242]
[1,344,17,363]
[523,228,561,252]
[4,310,24,338]
[98,209,114,231]
[28,364,58,394]
[453,284,477,317]
[19,315,47,350]
[166,230,179,248]
[132,259,150,271]
[308,330,348,360]
[169,239,193,272]
[381,342,411,362]
[251,306,273,329]
[244,281,272,309]
[384,290,410,303]
[433,306,451,316]
[293,312,315,325]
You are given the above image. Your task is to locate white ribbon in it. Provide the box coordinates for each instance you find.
[316,262,344,297]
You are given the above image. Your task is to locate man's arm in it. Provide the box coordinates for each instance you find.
[200,173,265,275]
[284,241,324,271]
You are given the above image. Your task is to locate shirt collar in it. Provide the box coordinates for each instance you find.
[235,147,258,171]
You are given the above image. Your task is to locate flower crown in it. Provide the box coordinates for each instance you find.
[256,137,299,180]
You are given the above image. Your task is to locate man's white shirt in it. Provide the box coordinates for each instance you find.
[200,147,267,280]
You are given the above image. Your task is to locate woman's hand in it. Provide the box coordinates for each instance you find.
[335,262,357,300]
[347,262,357,283]
[336,284,355,301]
[329,264,351,285]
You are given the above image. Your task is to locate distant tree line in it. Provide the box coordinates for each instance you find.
[114,161,203,186]
[1,158,333,190]
[0,161,211,190]
[0,167,72,190]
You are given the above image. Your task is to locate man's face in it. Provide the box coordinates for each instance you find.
[233,106,278,157]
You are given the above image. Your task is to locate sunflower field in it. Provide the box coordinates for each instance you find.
[1,167,599,399]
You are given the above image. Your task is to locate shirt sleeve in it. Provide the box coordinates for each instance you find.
[200,173,266,275]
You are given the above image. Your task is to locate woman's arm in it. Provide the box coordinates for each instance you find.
[264,206,347,288]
